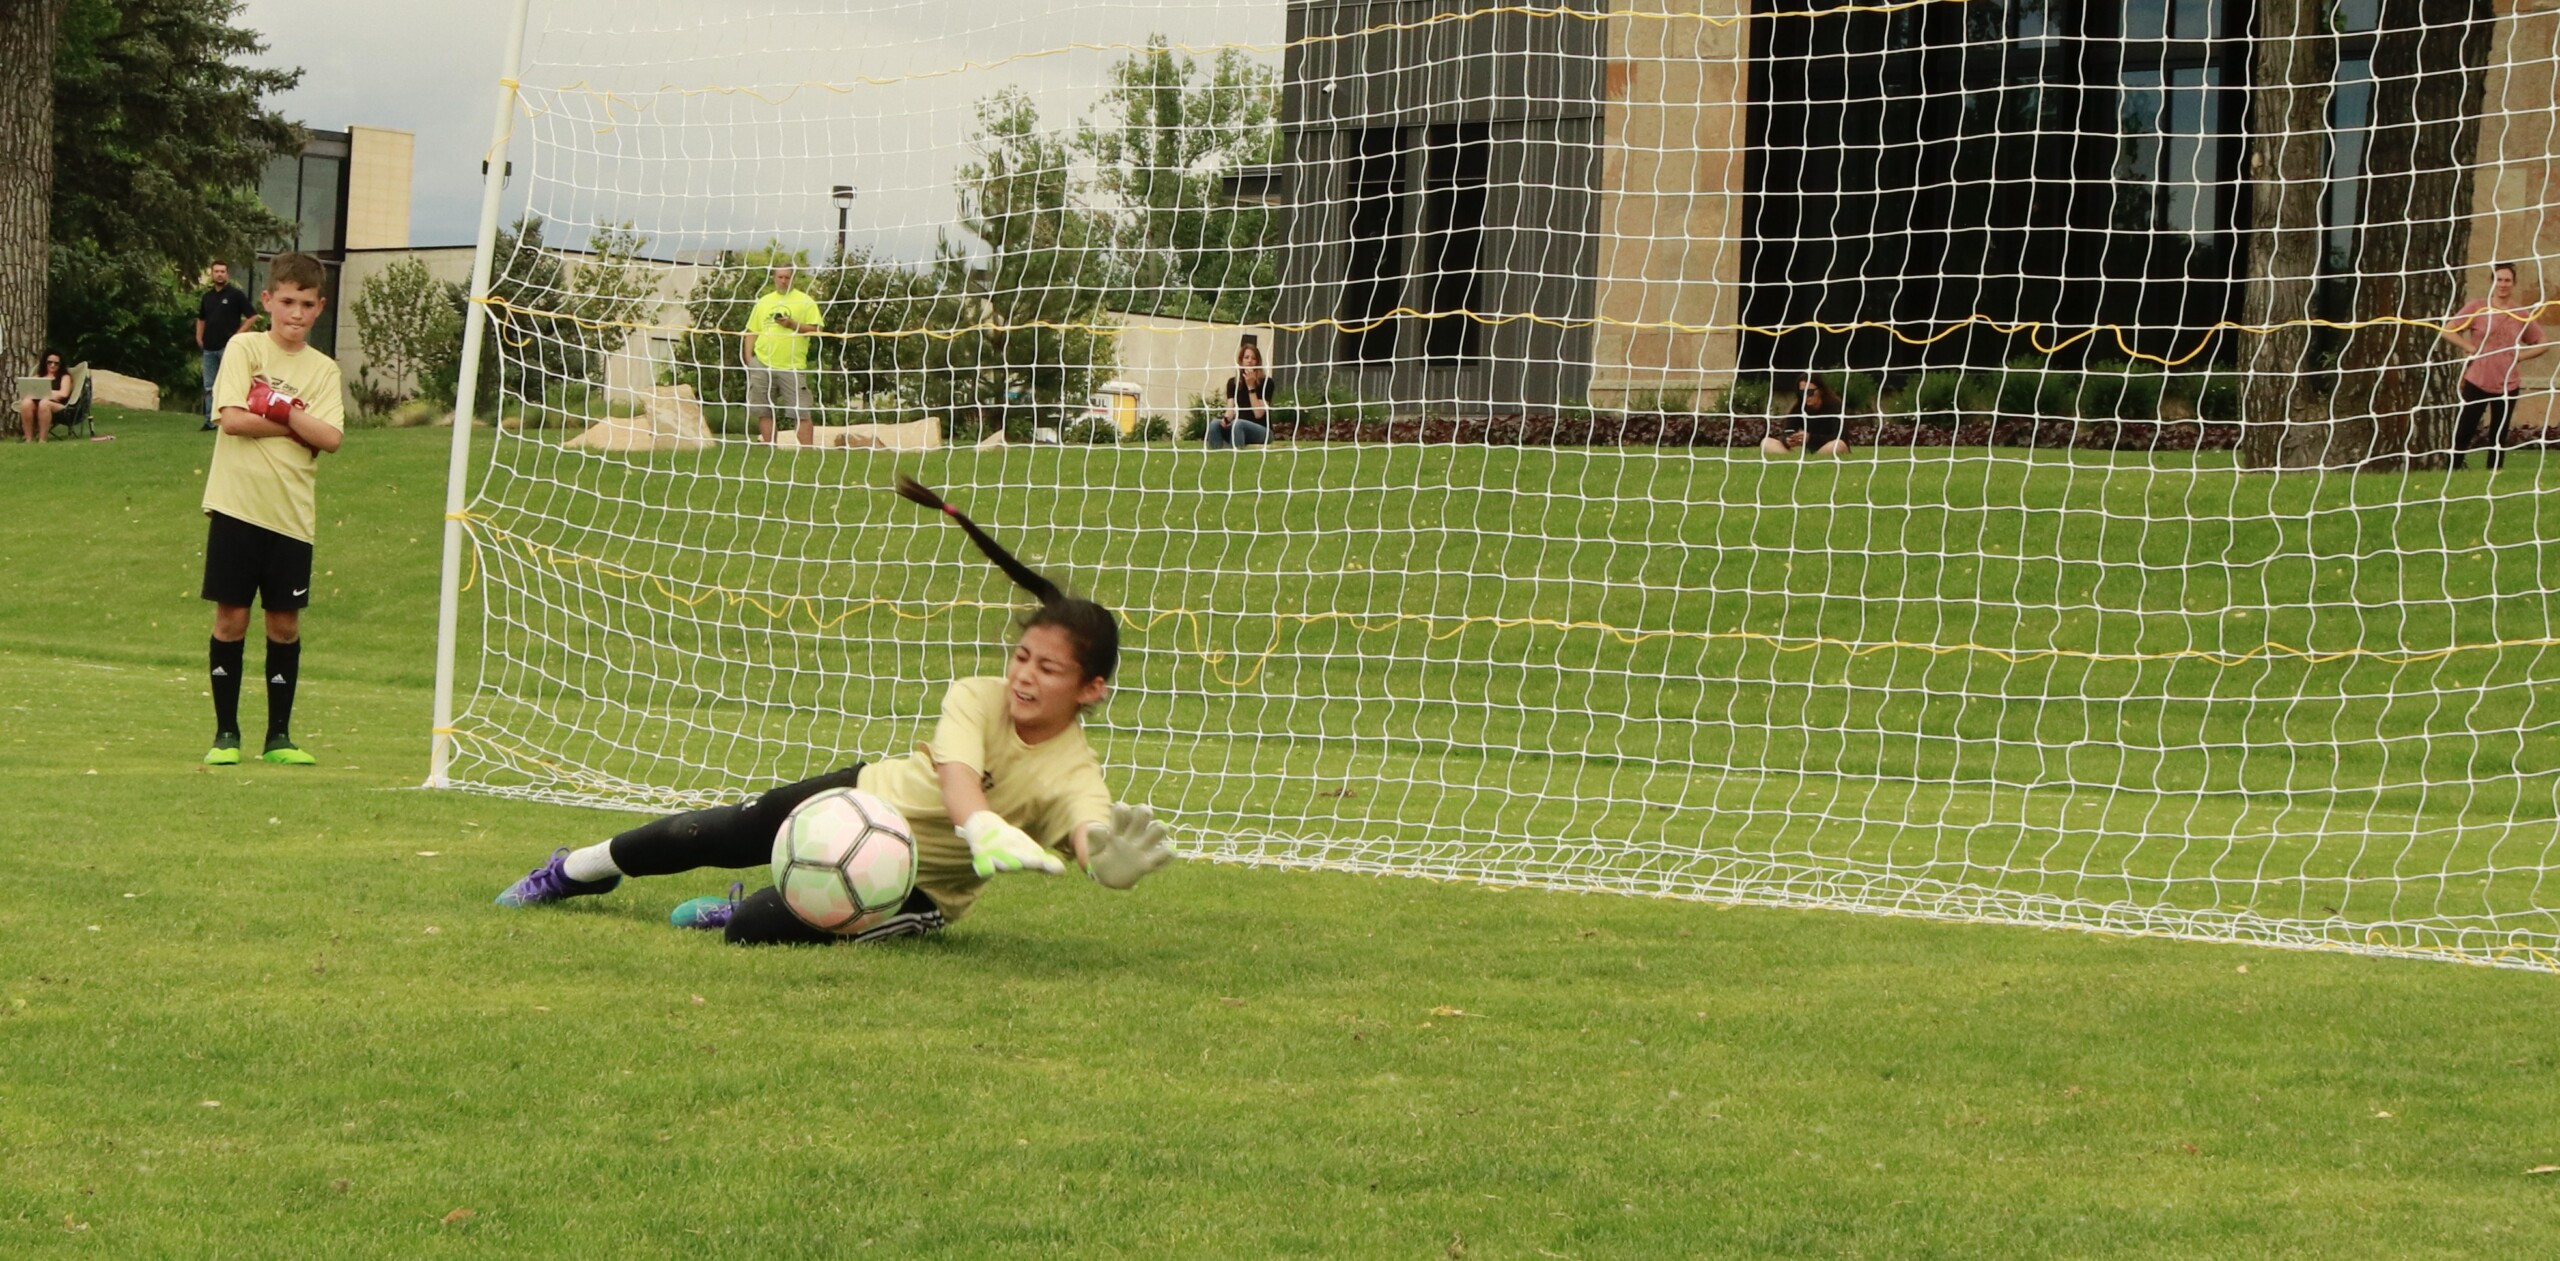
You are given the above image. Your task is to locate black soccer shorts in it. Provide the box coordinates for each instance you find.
[200,511,315,611]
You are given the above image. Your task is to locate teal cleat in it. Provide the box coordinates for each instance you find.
[670,883,746,931]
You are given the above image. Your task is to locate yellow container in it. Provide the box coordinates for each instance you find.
[1097,380,1143,433]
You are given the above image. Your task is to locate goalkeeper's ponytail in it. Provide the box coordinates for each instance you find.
[896,475,1119,681]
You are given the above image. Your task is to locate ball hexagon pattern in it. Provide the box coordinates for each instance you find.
[769,788,919,933]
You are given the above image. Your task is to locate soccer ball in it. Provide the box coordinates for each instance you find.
[770,788,918,934]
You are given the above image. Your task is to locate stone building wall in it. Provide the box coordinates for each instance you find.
[1587,0,1749,408]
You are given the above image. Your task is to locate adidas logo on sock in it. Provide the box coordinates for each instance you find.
[211,667,229,677]
[270,674,288,684]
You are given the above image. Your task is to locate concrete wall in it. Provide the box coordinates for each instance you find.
[1104,311,1272,422]
[345,127,414,251]
[1587,0,1748,409]
[2466,0,2560,433]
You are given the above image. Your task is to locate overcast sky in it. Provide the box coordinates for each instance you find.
[240,0,520,247]
[237,0,1282,262]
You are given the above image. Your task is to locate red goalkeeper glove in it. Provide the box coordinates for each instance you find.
[245,378,302,424]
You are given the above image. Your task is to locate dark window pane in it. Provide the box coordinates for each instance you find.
[2330,0,2380,33]
[258,156,302,250]
[298,155,343,253]
[2171,0,2221,39]
[2127,0,2165,38]
[1967,0,2004,44]
[1418,123,1489,363]
[2326,58,2375,272]
[1335,129,1405,363]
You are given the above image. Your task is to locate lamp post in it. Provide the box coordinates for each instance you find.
[831,185,857,264]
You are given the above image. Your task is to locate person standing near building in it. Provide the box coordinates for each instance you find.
[196,260,256,433]
[2442,261,2550,472]
[742,263,824,446]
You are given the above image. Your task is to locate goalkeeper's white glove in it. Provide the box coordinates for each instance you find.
[960,811,1064,878]
[1086,802,1176,891]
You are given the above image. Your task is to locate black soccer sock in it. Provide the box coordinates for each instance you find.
[605,766,867,876]
[264,638,301,742]
[209,637,244,738]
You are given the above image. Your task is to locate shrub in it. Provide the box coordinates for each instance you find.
[1905,371,1965,417]
[1711,377,1771,417]
[1063,415,1120,445]
[1628,387,1696,415]
[2073,360,2164,421]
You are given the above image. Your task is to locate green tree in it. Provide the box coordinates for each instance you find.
[674,246,960,426]
[349,259,464,412]
[1075,37,1280,324]
[937,88,1120,424]
[11,0,297,389]
[476,216,661,413]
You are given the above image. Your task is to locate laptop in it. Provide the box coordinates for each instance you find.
[17,376,53,401]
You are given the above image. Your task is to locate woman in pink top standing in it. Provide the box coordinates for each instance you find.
[2441,261,2551,471]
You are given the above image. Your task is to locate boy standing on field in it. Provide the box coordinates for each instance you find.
[199,252,345,766]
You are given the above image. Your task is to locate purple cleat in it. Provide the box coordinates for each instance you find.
[495,847,622,907]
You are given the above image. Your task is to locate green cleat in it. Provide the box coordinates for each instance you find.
[261,737,317,766]
[202,734,242,766]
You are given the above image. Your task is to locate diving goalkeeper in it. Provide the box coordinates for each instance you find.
[493,476,1176,943]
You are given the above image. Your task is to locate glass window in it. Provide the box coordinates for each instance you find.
[1967,0,2004,44]
[258,156,302,250]
[2125,0,2220,40]
[2325,58,2374,272]
[2013,0,2061,45]
[2114,67,2226,241]
[298,155,343,254]
[2330,0,2380,33]
[2172,0,2221,39]
[1335,129,1405,364]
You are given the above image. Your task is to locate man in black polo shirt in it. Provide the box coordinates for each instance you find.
[196,260,255,432]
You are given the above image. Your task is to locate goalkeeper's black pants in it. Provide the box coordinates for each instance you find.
[603,763,946,947]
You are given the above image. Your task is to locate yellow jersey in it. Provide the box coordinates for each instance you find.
[204,333,345,543]
[859,678,1115,921]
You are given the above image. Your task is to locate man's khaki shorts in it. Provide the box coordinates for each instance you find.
[745,364,811,420]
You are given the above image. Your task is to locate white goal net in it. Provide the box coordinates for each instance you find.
[433,0,2560,969]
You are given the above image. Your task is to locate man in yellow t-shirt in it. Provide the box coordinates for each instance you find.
[199,252,346,768]
[741,263,824,446]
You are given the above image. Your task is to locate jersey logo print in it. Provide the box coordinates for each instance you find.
[981,769,996,793]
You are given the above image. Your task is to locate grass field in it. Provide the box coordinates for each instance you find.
[6,411,2560,1257]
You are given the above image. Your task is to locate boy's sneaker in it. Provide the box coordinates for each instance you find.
[495,848,622,907]
[670,883,746,931]
[261,736,317,766]
[202,734,242,766]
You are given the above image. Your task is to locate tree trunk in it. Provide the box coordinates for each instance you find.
[2331,0,2494,469]
[2238,0,2340,469]
[0,0,64,377]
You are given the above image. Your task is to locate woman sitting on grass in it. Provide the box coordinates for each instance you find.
[494,476,1177,944]
[18,351,70,443]
[1761,373,1850,458]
